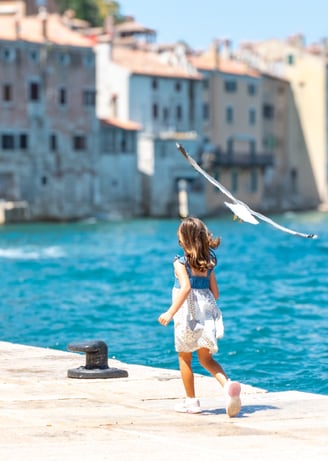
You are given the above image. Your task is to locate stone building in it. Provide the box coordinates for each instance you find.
[236,36,327,209]
[189,41,274,214]
[96,38,206,217]
[98,117,141,218]
[0,8,142,221]
[0,4,326,221]
[0,12,99,220]
[261,73,319,211]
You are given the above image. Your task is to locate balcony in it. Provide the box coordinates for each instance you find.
[202,150,274,169]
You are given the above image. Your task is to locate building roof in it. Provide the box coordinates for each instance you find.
[189,50,260,77]
[101,117,142,131]
[0,13,93,47]
[115,18,156,36]
[111,45,202,79]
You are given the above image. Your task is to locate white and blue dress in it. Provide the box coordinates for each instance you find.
[172,255,224,354]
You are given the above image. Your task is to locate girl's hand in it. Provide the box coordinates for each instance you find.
[158,311,172,326]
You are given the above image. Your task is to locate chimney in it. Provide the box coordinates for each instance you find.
[38,6,48,40]
[105,14,115,41]
[221,38,232,60]
[211,39,220,69]
[14,14,21,39]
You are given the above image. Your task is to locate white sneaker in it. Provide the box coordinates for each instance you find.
[175,398,202,414]
[224,381,241,417]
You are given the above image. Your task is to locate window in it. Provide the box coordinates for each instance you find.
[287,54,294,65]
[58,87,67,105]
[110,93,118,117]
[2,84,12,102]
[226,106,234,123]
[83,53,94,68]
[160,142,167,158]
[264,135,277,149]
[263,104,275,119]
[163,107,169,122]
[101,127,115,153]
[224,80,237,92]
[249,140,256,155]
[248,83,257,95]
[152,78,158,90]
[83,89,96,107]
[176,105,182,121]
[250,169,258,192]
[175,81,181,92]
[291,168,298,193]
[73,135,86,151]
[1,47,15,62]
[203,103,209,120]
[2,134,15,150]
[249,108,256,125]
[29,49,39,64]
[227,139,234,154]
[29,82,40,101]
[121,135,127,152]
[202,78,209,90]
[49,134,57,151]
[231,170,238,192]
[19,134,28,150]
[58,52,70,66]
[152,103,158,119]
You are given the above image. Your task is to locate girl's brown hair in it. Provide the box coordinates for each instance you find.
[177,217,221,272]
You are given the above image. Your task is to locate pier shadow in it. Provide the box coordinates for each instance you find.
[202,404,279,418]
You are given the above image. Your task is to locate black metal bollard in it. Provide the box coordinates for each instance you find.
[67,340,128,379]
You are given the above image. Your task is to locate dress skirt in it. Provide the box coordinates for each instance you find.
[172,287,224,354]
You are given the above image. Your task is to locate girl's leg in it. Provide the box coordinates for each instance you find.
[197,347,228,387]
[197,347,241,417]
[178,352,195,397]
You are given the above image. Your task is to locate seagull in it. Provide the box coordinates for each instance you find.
[176,143,318,239]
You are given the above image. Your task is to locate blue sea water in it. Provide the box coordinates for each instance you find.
[0,211,327,395]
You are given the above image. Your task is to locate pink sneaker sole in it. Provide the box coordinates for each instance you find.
[225,381,241,417]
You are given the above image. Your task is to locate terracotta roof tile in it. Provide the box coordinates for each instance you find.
[0,14,92,47]
[101,117,141,131]
[190,52,260,77]
[112,46,202,79]
[115,19,155,35]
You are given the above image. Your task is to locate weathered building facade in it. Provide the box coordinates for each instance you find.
[237,36,327,209]
[0,13,99,220]
[0,10,143,221]
[0,4,326,222]
[189,43,274,214]
[96,39,206,217]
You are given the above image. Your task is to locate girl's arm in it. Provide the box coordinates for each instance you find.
[158,260,191,326]
[209,270,219,300]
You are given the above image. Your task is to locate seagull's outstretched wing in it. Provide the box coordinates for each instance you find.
[177,143,236,202]
[176,143,318,239]
[250,209,317,238]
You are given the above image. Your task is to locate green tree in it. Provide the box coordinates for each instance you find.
[57,0,123,26]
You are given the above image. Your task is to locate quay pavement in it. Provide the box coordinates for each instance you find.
[0,341,327,461]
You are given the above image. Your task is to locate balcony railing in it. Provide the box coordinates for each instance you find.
[203,150,274,168]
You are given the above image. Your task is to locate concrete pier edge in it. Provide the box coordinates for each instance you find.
[0,341,327,461]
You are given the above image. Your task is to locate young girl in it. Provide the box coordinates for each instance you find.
[158,217,241,416]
